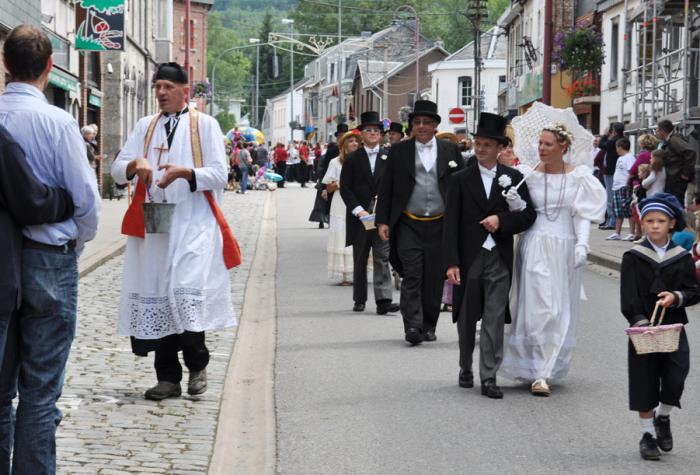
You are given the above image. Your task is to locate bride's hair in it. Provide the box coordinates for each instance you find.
[541,123,573,150]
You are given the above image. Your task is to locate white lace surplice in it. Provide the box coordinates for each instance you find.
[322,157,353,282]
[501,166,606,381]
[111,112,237,339]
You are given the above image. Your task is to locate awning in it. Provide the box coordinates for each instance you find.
[48,68,80,95]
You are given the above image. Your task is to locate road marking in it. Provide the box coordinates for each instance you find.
[209,192,277,475]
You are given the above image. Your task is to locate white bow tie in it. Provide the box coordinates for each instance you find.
[367,147,379,155]
[480,167,497,179]
[417,141,433,150]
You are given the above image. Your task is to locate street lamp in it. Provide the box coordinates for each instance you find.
[209,43,264,117]
[282,18,295,143]
[395,5,420,101]
[249,38,261,127]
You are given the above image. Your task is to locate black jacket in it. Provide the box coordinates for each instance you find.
[603,133,623,175]
[443,163,536,323]
[376,138,465,275]
[0,124,74,314]
[339,145,388,246]
[621,240,700,326]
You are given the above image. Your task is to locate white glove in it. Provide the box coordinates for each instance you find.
[504,187,526,211]
[573,215,591,268]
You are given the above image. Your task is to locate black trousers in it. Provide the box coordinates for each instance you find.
[665,177,689,206]
[298,163,310,185]
[396,216,444,332]
[628,329,689,411]
[275,162,286,187]
[154,331,209,384]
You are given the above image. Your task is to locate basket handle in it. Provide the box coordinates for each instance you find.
[650,301,667,326]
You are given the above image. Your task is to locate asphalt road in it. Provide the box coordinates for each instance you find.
[274,185,700,475]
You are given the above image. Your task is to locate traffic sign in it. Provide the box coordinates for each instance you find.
[448,107,466,124]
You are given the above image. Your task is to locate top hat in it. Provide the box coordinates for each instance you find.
[408,100,441,124]
[334,123,350,137]
[358,111,383,130]
[388,122,404,136]
[472,112,509,144]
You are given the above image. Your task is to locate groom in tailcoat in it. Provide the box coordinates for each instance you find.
[376,100,464,345]
[443,112,536,398]
[340,111,399,314]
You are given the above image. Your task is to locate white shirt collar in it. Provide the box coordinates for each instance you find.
[416,137,436,149]
[649,239,671,257]
[4,82,47,102]
[478,163,497,177]
[365,145,380,154]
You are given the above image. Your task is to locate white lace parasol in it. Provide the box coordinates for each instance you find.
[511,102,594,168]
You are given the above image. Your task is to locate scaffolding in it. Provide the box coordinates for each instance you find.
[621,0,700,136]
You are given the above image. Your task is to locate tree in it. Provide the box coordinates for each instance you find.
[208,14,253,112]
[216,111,237,133]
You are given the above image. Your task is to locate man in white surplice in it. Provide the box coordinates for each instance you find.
[112,63,236,401]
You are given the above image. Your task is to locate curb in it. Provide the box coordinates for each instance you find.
[78,241,126,278]
[587,251,621,272]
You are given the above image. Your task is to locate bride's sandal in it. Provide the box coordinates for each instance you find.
[531,379,551,397]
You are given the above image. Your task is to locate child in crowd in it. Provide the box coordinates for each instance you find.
[620,193,700,461]
[642,150,667,198]
[607,137,636,241]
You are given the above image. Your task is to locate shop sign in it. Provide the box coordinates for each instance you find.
[75,0,126,51]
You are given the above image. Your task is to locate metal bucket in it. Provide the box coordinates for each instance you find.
[142,201,176,234]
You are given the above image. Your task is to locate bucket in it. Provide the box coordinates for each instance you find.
[142,201,176,233]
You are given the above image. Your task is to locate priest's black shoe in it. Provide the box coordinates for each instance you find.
[423,329,436,341]
[458,369,473,388]
[376,302,400,315]
[353,302,365,312]
[405,328,422,345]
[654,415,673,452]
[480,379,503,399]
[639,433,661,460]
[144,381,182,401]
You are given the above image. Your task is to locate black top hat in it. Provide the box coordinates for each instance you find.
[472,112,508,144]
[408,100,441,124]
[388,122,404,136]
[334,123,349,137]
[358,111,383,130]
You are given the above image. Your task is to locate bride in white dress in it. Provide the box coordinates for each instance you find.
[500,124,606,396]
[322,131,361,284]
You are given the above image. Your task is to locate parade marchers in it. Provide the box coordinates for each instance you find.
[0,23,699,472]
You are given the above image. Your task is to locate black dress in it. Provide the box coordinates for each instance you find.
[620,239,700,411]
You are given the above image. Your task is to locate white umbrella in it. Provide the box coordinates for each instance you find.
[511,101,594,169]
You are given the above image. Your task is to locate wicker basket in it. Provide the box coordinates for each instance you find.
[625,302,683,355]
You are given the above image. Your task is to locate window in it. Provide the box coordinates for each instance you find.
[458,76,472,107]
[610,19,619,83]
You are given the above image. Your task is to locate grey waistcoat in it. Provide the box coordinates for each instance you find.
[405,150,444,217]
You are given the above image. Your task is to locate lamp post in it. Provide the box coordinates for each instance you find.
[210,43,266,116]
[249,38,261,127]
[395,5,420,100]
[282,18,295,143]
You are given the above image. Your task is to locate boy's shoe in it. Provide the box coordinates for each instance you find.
[622,234,636,241]
[606,233,621,240]
[654,415,673,452]
[639,433,661,461]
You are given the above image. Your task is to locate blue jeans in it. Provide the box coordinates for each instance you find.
[0,248,78,475]
[604,174,614,226]
[240,165,249,192]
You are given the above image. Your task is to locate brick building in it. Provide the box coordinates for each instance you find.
[172,0,213,111]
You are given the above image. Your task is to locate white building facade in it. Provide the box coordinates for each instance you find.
[263,86,304,146]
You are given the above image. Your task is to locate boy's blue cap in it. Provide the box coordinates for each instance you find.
[639,192,685,231]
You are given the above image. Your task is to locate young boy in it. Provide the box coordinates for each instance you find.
[620,193,700,460]
[607,138,637,240]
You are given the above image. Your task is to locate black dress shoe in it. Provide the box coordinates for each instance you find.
[405,328,422,345]
[377,302,400,314]
[458,369,474,388]
[654,415,673,452]
[480,379,503,399]
[353,302,365,312]
[423,329,436,341]
[318,222,324,229]
[639,432,661,460]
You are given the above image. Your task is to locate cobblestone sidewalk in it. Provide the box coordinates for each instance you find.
[56,191,269,474]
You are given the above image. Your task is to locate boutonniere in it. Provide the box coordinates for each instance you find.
[380,154,388,160]
[498,175,512,188]
[448,160,458,168]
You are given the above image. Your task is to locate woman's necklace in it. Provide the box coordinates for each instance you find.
[543,164,567,222]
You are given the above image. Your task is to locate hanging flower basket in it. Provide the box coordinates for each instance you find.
[566,76,600,98]
[554,26,605,75]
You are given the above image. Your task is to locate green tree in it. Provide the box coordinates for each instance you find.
[216,111,238,133]
[208,14,253,112]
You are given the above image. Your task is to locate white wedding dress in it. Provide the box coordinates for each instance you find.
[500,166,606,382]
[322,157,353,282]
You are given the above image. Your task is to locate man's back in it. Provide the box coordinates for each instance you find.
[0,83,99,247]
